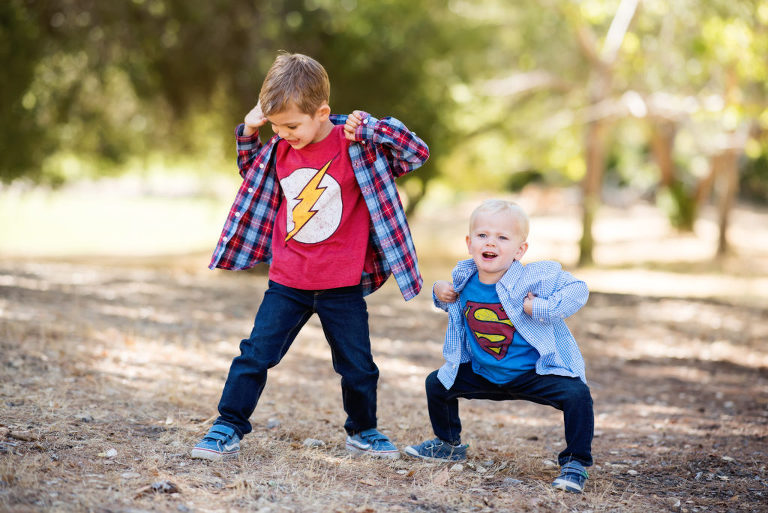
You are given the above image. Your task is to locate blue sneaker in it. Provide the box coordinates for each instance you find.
[404,438,468,461]
[345,428,399,459]
[190,424,240,461]
[552,461,589,493]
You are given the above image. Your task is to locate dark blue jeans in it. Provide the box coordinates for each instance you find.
[425,363,594,466]
[215,281,379,438]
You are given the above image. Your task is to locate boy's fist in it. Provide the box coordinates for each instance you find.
[243,103,267,135]
[523,292,536,316]
[434,280,458,303]
[344,110,365,141]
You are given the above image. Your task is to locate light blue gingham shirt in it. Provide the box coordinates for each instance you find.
[435,258,589,389]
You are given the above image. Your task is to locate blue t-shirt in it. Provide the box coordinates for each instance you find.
[460,273,539,384]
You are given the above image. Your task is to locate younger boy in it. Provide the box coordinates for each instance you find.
[405,200,594,493]
[191,52,429,461]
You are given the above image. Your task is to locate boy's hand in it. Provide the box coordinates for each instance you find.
[243,103,268,136]
[523,292,536,316]
[344,110,365,141]
[434,280,458,303]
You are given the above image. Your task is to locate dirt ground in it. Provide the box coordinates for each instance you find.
[1,198,767,513]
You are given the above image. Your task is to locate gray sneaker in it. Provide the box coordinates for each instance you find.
[552,460,589,493]
[404,438,468,461]
[345,428,399,459]
[190,424,240,461]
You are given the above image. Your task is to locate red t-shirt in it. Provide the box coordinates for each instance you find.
[269,125,372,290]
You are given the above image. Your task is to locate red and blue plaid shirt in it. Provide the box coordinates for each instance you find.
[209,112,429,300]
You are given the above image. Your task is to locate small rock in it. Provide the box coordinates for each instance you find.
[151,480,180,493]
[503,478,523,486]
[266,418,280,429]
[121,472,141,479]
[134,480,181,498]
[449,463,463,472]
[627,469,638,476]
[721,455,735,462]
[9,431,38,442]
[302,438,325,448]
[78,415,94,423]
[102,448,118,458]
[542,459,558,467]
[482,460,495,467]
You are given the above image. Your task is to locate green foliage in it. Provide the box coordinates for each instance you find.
[740,150,768,204]
[657,180,698,231]
[2,0,768,216]
[1,0,478,196]
[0,1,47,182]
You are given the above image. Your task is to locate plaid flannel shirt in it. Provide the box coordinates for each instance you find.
[434,259,590,389]
[209,112,429,300]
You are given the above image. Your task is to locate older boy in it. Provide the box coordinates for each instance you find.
[191,52,428,461]
[405,200,594,493]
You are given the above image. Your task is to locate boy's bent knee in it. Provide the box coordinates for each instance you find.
[564,381,593,405]
[425,370,449,398]
[425,370,441,388]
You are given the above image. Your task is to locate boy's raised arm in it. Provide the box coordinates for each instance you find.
[344,110,429,178]
[235,103,269,178]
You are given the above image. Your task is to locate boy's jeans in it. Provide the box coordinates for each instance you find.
[215,280,378,438]
[425,363,594,467]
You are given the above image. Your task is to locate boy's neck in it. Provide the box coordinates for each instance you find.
[310,120,334,145]
[475,260,517,285]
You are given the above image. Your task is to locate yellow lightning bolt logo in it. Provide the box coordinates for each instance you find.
[285,159,334,241]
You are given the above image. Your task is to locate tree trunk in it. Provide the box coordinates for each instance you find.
[650,119,677,187]
[714,149,740,257]
[579,117,609,266]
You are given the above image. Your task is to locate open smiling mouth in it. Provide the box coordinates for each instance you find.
[482,251,497,259]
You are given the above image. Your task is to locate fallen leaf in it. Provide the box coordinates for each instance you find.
[433,468,450,486]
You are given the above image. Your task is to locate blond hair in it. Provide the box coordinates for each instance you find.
[469,200,530,240]
[258,52,330,116]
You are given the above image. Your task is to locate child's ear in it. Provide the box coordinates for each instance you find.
[466,235,471,253]
[514,241,529,261]
[315,103,331,120]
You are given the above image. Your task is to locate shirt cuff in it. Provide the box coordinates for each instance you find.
[531,297,549,324]
[236,123,259,141]
[355,112,378,141]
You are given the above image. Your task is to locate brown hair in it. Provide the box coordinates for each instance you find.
[258,52,330,116]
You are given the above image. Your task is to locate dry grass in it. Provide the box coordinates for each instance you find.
[1,195,768,512]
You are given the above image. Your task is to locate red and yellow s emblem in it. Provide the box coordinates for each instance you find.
[463,301,515,360]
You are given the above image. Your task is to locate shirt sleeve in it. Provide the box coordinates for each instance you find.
[235,123,265,179]
[432,284,451,312]
[355,113,430,178]
[531,270,589,325]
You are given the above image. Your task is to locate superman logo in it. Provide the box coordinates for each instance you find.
[463,301,515,360]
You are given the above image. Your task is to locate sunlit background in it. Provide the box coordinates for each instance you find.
[2,0,768,300]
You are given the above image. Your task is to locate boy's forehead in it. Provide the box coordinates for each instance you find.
[471,210,520,231]
[266,105,310,124]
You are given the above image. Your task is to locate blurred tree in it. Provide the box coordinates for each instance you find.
[446,0,767,262]
[0,0,481,213]
[0,1,48,182]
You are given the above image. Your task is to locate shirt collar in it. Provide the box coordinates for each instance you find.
[451,259,523,293]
